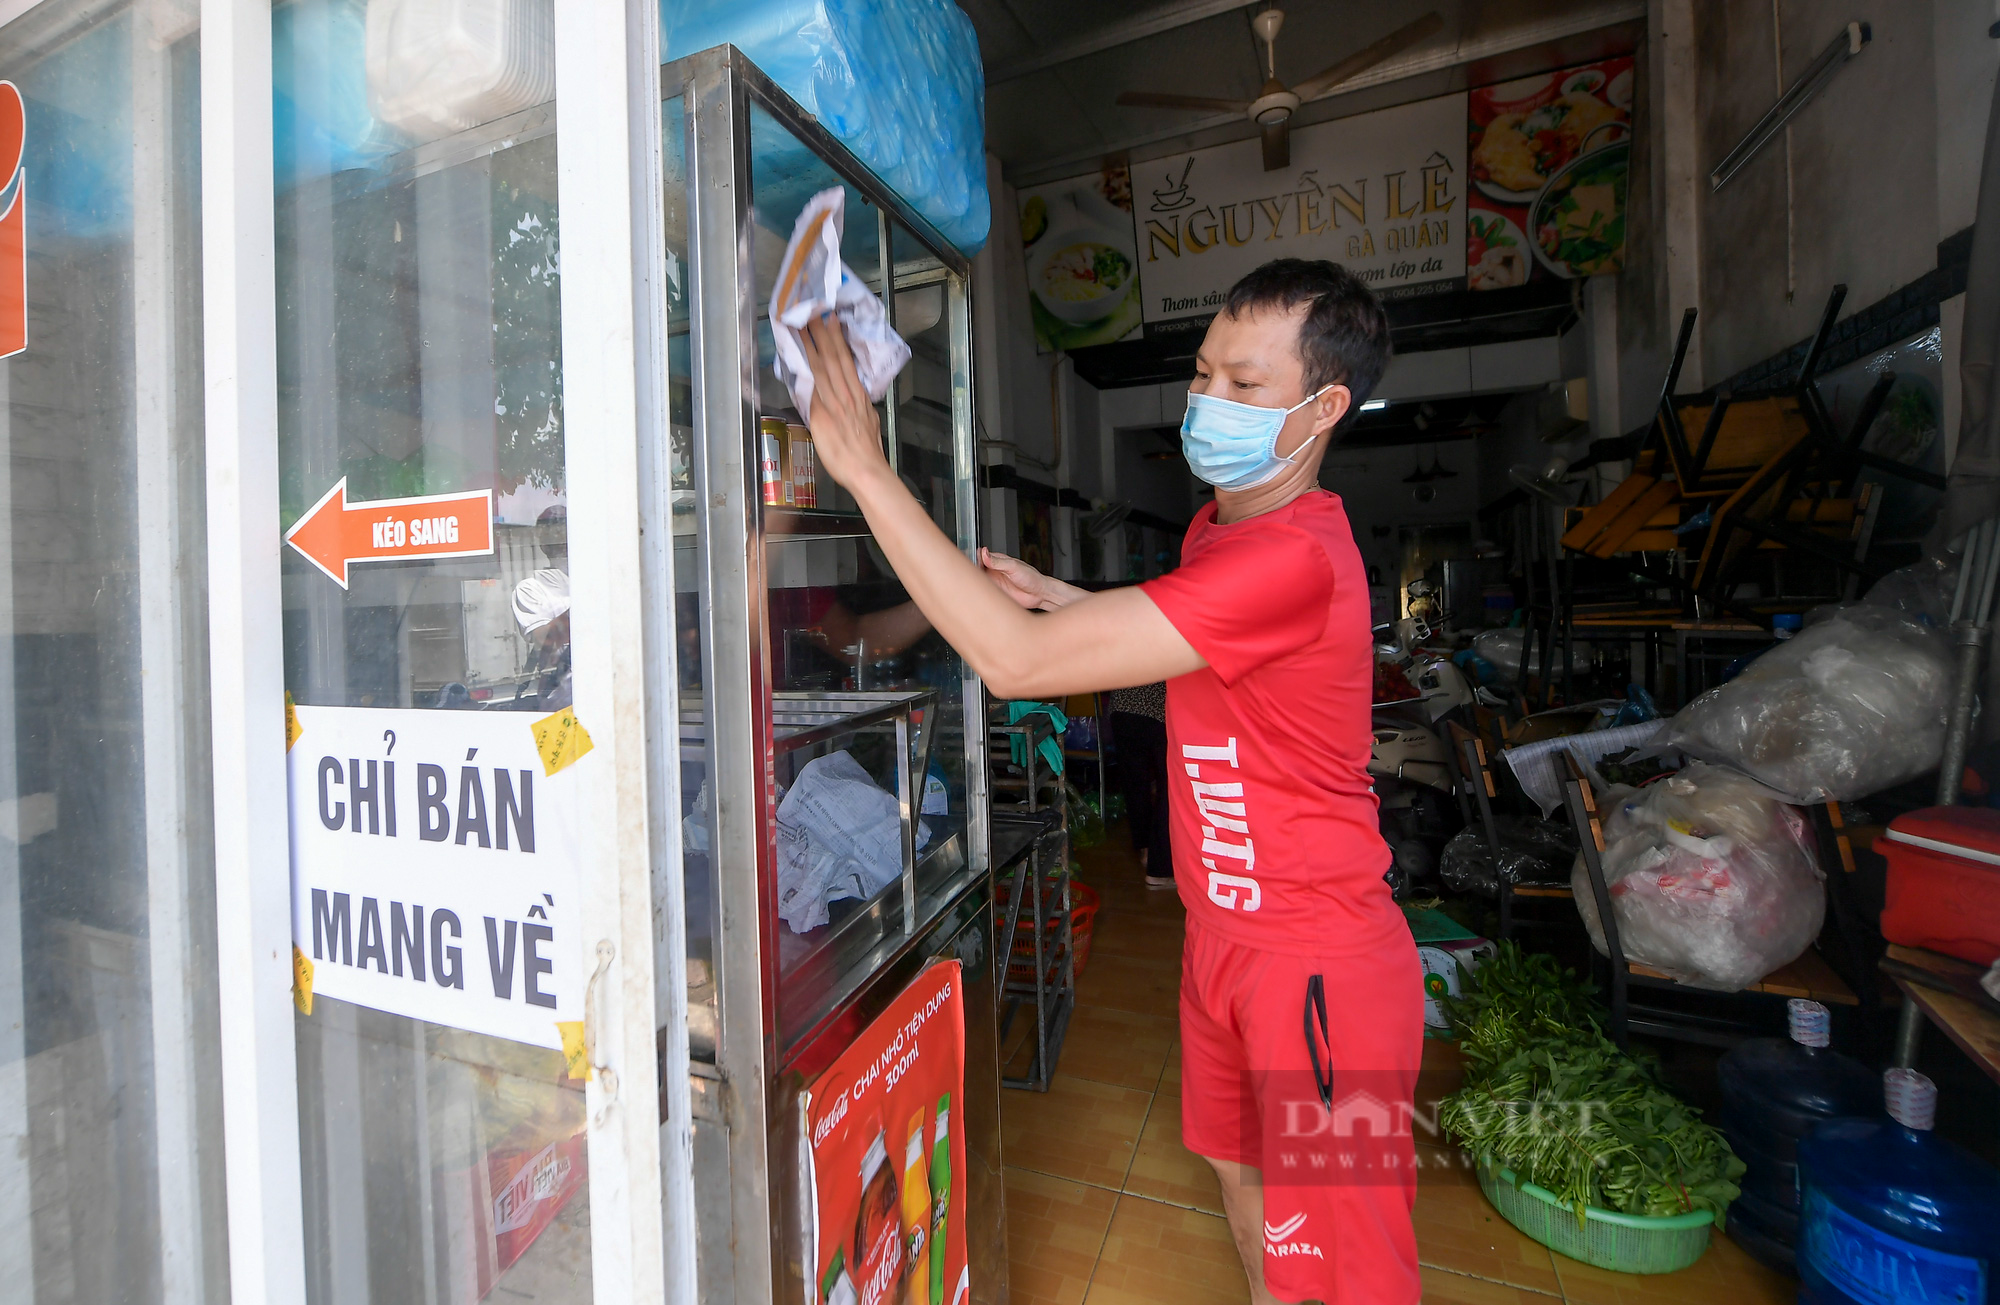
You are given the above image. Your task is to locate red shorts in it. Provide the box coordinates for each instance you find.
[1179,918,1424,1305]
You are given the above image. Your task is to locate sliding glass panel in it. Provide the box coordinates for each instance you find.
[743,100,971,1054]
[0,4,224,1301]
[274,2,588,1298]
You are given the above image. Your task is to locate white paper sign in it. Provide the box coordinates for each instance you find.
[1131,92,1468,324]
[287,705,586,1049]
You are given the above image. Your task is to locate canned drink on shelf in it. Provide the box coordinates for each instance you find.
[786,423,817,509]
[758,417,789,507]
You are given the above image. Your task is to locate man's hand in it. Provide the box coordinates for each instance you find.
[801,315,895,497]
[792,307,1205,698]
[981,548,1088,612]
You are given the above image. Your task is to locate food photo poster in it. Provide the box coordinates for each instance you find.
[1018,164,1143,353]
[806,960,970,1305]
[1467,55,1633,290]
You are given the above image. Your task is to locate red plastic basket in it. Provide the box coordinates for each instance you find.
[1000,880,1100,984]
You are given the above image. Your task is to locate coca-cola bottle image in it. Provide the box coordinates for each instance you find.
[853,1129,904,1305]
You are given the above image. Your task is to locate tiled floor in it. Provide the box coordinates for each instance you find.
[997,837,1799,1304]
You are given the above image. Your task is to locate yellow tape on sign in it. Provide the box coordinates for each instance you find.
[557,1020,592,1080]
[293,944,314,1016]
[286,692,303,751]
[532,706,596,777]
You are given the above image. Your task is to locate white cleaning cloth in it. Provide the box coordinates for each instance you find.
[769,187,910,423]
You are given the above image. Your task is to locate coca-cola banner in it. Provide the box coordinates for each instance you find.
[805,960,970,1305]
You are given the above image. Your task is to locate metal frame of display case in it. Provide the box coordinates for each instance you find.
[992,811,1074,1092]
[670,46,997,1304]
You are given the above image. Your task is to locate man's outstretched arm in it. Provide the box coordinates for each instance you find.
[801,316,1204,699]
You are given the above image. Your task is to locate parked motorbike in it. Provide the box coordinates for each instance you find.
[1371,617,1471,897]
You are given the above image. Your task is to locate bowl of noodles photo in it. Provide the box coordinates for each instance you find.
[1031,239,1136,326]
[1530,142,1629,278]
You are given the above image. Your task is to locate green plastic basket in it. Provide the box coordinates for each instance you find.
[1476,1158,1714,1275]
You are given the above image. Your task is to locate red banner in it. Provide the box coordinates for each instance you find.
[0,81,26,358]
[807,960,970,1305]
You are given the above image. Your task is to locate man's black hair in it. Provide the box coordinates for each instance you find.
[1220,258,1392,411]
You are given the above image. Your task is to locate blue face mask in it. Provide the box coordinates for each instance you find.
[1179,387,1330,491]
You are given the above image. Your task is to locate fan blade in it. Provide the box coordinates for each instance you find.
[1291,12,1445,103]
[1116,90,1250,114]
[1261,119,1290,172]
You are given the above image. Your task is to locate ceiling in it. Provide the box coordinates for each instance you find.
[958,0,1644,186]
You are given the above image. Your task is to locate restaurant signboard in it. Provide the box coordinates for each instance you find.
[1131,92,1468,327]
[1015,59,1634,352]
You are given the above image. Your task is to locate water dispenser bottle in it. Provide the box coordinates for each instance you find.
[1716,999,1878,1272]
[1797,1068,2000,1304]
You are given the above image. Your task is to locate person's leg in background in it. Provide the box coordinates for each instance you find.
[1145,721,1172,886]
[1110,711,1172,887]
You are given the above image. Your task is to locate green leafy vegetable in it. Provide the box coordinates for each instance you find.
[1090,246,1130,290]
[1438,943,1743,1221]
[1469,213,1516,248]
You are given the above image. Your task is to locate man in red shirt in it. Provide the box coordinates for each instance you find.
[802,259,1421,1305]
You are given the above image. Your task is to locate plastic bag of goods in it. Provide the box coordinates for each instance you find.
[662,0,990,252]
[773,750,906,933]
[1440,816,1577,897]
[1861,556,1958,627]
[1656,605,1952,802]
[1573,764,1824,991]
[1470,628,1575,686]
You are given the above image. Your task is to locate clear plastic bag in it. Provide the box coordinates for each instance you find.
[1657,605,1953,802]
[1573,764,1824,991]
[1439,816,1577,897]
[774,749,904,933]
[1861,556,1958,627]
[1471,628,1575,686]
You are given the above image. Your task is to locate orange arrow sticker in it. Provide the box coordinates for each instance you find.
[285,477,494,588]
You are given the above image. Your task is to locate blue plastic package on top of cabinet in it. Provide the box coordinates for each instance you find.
[663,0,991,255]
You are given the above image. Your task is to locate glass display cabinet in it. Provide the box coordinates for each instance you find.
[661,48,1002,1303]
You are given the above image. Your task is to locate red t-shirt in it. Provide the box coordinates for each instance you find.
[1140,491,1400,957]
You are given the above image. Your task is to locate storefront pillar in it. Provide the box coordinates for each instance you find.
[200,1,308,1301]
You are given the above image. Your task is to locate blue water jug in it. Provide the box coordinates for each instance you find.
[1797,1068,2000,1304]
[1717,999,1879,1272]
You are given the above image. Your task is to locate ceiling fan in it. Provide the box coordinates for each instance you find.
[1115,7,1445,172]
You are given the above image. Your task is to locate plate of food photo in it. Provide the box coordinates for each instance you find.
[1468,210,1530,290]
[1472,86,1628,205]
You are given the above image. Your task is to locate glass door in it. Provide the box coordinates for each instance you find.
[274,6,589,1299]
[0,3,224,1301]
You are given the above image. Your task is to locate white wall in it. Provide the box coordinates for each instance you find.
[1692,0,1998,381]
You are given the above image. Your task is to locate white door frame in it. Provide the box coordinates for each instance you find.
[200,2,307,1301]
[195,0,693,1300]
[552,0,695,1300]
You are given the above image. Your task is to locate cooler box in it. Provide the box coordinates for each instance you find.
[1880,807,2000,966]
